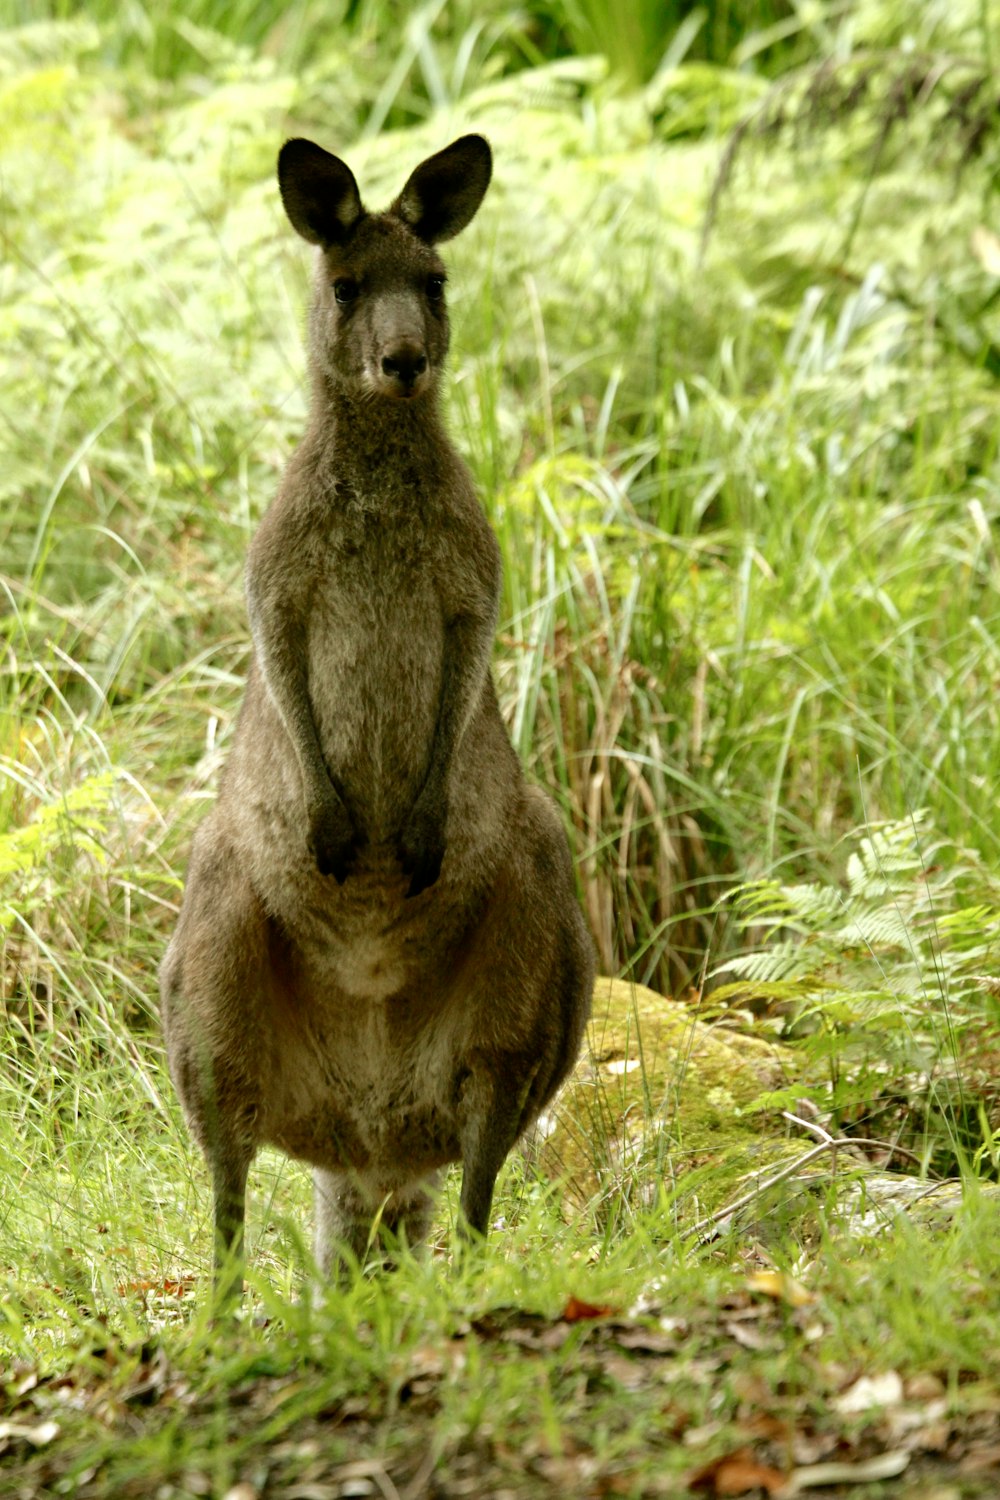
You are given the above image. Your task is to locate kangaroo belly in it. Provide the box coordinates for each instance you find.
[260,988,465,1181]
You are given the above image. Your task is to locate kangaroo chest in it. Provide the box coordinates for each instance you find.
[307,508,447,823]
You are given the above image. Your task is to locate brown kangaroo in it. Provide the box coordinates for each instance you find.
[159,134,594,1295]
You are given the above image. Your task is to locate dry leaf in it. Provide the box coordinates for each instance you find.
[562,1296,617,1322]
[911,1421,951,1454]
[959,1443,1000,1474]
[613,1325,679,1355]
[790,1430,838,1466]
[832,1371,903,1414]
[597,1353,647,1392]
[725,1318,778,1353]
[116,1276,195,1299]
[904,1372,946,1401]
[886,1398,948,1442]
[744,1413,791,1442]
[745,1271,814,1308]
[687,1447,789,1496]
[0,1419,60,1448]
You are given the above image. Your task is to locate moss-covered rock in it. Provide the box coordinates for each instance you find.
[531,976,798,1215]
[529,978,998,1244]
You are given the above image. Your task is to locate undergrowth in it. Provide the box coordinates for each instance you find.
[2,9,1000,1485]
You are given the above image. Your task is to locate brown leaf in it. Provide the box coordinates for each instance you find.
[115,1275,196,1299]
[562,1296,617,1322]
[688,1448,789,1496]
[959,1443,1000,1474]
[596,1353,647,1392]
[904,1372,946,1401]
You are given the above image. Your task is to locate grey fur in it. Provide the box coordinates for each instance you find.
[159,134,594,1296]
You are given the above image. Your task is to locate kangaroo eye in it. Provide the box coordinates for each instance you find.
[333,278,358,305]
[426,275,446,301]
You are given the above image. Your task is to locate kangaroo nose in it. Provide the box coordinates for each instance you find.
[381,349,428,387]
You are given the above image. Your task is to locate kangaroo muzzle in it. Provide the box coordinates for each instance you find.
[378,342,430,398]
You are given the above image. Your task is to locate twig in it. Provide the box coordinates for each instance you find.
[688,1141,838,1239]
[401,1448,438,1500]
[689,1115,941,1240]
[781,1110,935,1174]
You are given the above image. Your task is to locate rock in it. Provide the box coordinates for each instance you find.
[527,976,797,1212]
[525,978,993,1242]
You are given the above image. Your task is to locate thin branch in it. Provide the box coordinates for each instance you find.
[688,1140,837,1239]
[780,1110,931,1172]
[690,1116,942,1240]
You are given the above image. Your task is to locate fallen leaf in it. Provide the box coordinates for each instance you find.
[745,1271,814,1308]
[911,1421,951,1454]
[790,1431,839,1466]
[959,1443,1000,1474]
[118,1275,196,1299]
[886,1397,948,1443]
[832,1371,903,1414]
[744,1413,791,1442]
[613,1325,679,1355]
[562,1296,617,1322]
[683,1421,725,1449]
[687,1447,789,1496]
[0,1419,60,1448]
[904,1372,946,1401]
[725,1318,778,1353]
[597,1353,647,1392]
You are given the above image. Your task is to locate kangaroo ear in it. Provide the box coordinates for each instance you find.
[393,135,492,245]
[278,139,364,246]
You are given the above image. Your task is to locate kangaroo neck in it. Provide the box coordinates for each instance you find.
[305,379,449,494]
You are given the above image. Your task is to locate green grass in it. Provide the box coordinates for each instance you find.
[3,0,1000,1491]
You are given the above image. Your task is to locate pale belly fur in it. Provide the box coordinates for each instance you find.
[258,957,469,1187]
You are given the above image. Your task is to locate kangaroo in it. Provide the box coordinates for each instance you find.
[159,133,594,1297]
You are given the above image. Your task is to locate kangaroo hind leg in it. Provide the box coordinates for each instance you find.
[160,825,275,1302]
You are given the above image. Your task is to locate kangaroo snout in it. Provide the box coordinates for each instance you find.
[379,344,429,397]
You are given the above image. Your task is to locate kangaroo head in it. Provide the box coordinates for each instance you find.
[278,134,492,403]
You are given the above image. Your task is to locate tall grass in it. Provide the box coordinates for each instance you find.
[2,0,1000,1381]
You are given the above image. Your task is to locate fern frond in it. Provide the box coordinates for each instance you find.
[713,942,819,986]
